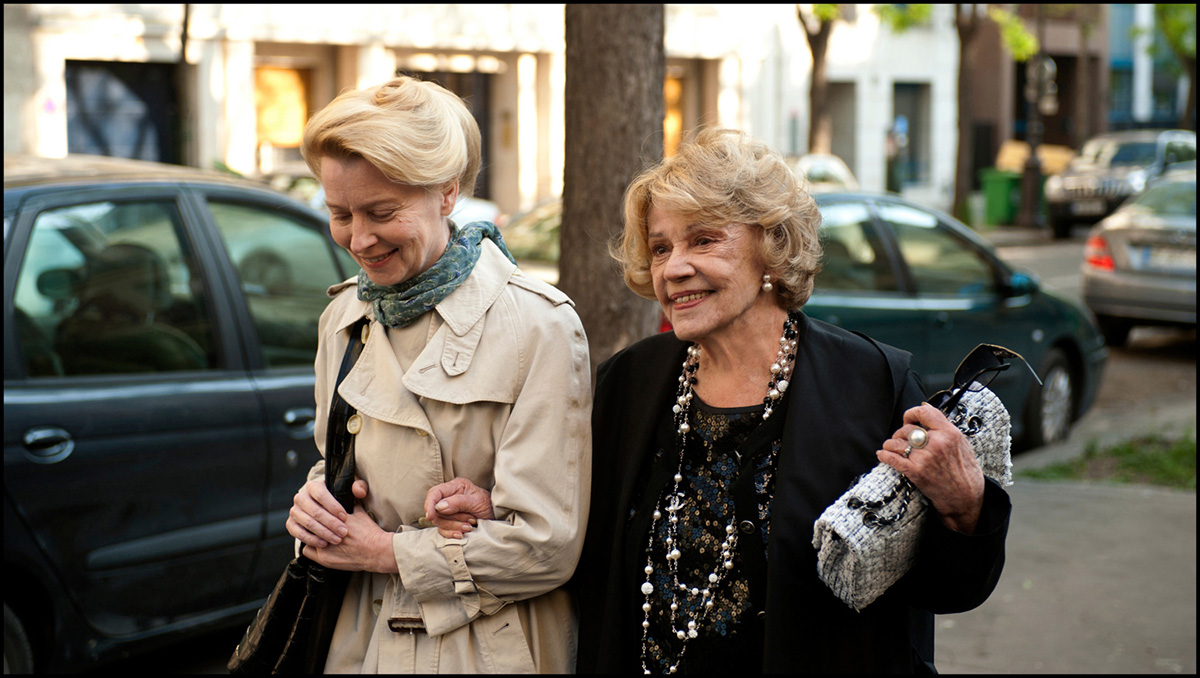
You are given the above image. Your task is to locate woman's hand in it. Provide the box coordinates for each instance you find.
[287,478,398,573]
[877,402,986,534]
[424,477,495,539]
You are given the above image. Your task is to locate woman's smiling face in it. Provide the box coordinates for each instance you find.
[321,155,457,287]
[647,205,771,344]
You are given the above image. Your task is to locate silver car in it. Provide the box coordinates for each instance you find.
[1046,129,1196,239]
[1081,168,1196,346]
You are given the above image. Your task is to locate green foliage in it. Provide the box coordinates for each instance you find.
[812,3,841,23]
[988,6,1039,62]
[1018,430,1197,490]
[1155,3,1196,59]
[874,4,933,32]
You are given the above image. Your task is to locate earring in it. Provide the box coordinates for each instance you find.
[762,274,773,292]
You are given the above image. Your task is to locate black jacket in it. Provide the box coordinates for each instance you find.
[573,313,1011,673]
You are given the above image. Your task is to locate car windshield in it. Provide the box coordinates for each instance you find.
[1130,179,1198,217]
[1080,139,1161,166]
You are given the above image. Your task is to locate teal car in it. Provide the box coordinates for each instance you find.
[808,192,1108,450]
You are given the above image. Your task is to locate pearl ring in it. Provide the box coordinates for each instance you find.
[907,426,929,449]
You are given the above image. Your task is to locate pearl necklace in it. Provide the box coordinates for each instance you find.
[639,314,798,674]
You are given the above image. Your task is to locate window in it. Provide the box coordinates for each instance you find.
[878,204,996,297]
[14,200,216,377]
[815,202,897,292]
[208,201,345,368]
[891,82,931,187]
[1164,140,1196,166]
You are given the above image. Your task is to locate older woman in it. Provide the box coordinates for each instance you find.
[284,76,591,673]
[571,128,1011,673]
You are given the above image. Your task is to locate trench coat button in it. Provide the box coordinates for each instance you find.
[347,413,362,435]
[361,323,370,344]
[416,429,429,438]
[739,520,756,534]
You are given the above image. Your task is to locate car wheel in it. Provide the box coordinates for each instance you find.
[1025,348,1075,448]
[4,603,34,674]
[1051,217,1073,240]
[1097,315,1132,348]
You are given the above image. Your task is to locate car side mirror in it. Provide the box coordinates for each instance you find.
[37,268,84,301]
[1004,271,1039,297]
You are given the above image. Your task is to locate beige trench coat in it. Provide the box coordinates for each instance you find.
[306,240,591,673]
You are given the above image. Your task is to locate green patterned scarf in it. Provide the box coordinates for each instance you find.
[356,220,517,328]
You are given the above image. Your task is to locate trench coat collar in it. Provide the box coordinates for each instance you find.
[325,239,517,336]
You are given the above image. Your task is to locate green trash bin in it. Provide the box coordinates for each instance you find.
[979,168,1022,226]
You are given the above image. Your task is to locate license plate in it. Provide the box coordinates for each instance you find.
[1144,246,1196,272]
[1070,200,1106,216]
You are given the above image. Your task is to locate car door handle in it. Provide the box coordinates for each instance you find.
[23,427,75,464]
[283,408,316,439]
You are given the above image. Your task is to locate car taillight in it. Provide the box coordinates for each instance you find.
[1084,235,1115,271]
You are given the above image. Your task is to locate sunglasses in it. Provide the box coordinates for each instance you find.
[927,343,1041,415]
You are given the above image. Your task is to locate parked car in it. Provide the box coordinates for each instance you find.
[1045,129,1196,239]
[808,192,1108,450]
[790,153,860,193]
[1080,168,1196,347]
[501,197,562,262]
[450,195,504,227]
[3,153,359,672]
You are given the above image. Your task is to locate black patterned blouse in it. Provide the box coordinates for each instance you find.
[628,393,787,674]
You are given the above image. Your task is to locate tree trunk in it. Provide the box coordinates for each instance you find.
[560,4,665,375]
[800,7,834,154]
[953,5,979,224]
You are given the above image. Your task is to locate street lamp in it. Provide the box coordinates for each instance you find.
[1018,6,1057,230]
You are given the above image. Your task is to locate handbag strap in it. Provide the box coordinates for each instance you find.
[324,317,369,514]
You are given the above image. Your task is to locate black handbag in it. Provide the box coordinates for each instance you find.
[228,318,369,674]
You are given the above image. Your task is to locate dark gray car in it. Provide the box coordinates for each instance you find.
[1045,129,1196,239]
[3,154,355,672]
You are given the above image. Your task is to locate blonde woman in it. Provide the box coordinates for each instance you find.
[285,76,591,673]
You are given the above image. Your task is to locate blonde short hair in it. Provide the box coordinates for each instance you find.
[302,76,481,196]
[617,128,823,310]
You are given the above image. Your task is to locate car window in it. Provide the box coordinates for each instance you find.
[208,200,345,369]
[1164,141,1196,166]
[1106,142,1158,167]
[877,203,997,296]
[1132,180,1198,217]
[815,202,898,292]
[13,200,217,377]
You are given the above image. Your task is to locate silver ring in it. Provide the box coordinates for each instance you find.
[907,427,929,449]
[903,444,913,458]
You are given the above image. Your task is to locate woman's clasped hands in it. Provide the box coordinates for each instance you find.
[286,477,398,574]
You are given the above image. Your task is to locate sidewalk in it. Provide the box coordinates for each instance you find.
[935,363,1197,673]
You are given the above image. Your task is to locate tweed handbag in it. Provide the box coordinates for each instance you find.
[811,383,1015,611]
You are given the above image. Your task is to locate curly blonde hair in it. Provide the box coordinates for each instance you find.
[616,128,823,310]
[301,76,481,196]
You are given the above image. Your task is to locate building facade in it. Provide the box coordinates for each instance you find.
[5,4,969,214]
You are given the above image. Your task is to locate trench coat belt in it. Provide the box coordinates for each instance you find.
[387,617,427,634]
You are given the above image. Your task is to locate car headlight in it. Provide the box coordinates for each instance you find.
[1045,175,1063,199]
[1125,169,1147,194]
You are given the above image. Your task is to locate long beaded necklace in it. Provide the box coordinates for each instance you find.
[639,313,798,674]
